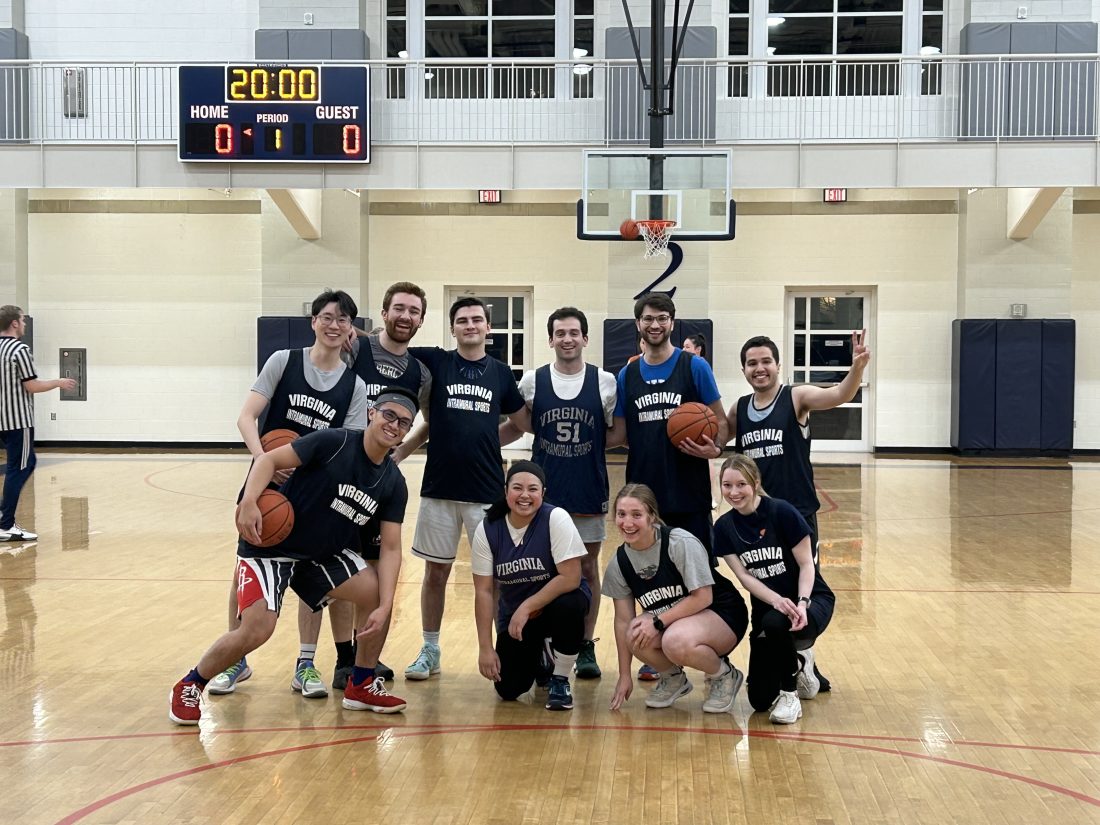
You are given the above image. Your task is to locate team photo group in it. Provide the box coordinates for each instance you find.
[168,280,870,728]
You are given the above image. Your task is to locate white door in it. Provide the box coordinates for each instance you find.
[786,290,874,452]
[444,287,533,382]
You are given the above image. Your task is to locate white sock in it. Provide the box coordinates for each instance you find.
[660,666,683,678]
[552,650,577,678]
[707,660,731,679]
[298,643,317,664]
[423,631,440,647]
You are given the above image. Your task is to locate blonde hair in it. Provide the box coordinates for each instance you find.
[719,454,765,496]
[613,483,664,525]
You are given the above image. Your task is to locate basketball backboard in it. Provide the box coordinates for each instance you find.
[578,148,735,242]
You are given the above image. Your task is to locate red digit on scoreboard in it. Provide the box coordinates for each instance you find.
[342,125,360,156]
[215,123,233,154]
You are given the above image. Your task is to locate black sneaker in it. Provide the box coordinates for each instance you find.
[545,675,573,710]
[332,665,353,691]
[574,639,601,679]
[375,661,395,681]
[534,638,553,688]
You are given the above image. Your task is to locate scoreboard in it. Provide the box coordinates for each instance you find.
[177,65,369,163]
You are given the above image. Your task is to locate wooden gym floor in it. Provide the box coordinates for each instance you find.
[1,450,1099,824]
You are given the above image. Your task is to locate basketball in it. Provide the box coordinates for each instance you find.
[254,489,295,548]
[619,219,639,240]
[260,428,298,452]
[666,402,719,447]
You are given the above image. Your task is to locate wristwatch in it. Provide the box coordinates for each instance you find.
[797,596,812,607]
[651,614,666,632]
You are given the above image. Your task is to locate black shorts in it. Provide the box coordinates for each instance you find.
[708,591,749,650]
[235,549,369,617]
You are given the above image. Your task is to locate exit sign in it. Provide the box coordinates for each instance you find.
[479,189,502,204]
[823,188,847,203]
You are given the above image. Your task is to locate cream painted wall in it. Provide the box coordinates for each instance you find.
[1071,207,1100,450]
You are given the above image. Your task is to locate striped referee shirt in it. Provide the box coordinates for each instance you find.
[0,335,36,430]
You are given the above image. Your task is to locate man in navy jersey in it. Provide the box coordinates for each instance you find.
[499,307,624,679]
[169,388,418,725]
[393,297,527,681]
[615,293,727,552]
[726,331,870,693]
[208,290,369,700]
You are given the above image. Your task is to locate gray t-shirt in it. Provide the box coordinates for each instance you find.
[252,348,369,428]
[602,527,715,600]
[347,335,433,413]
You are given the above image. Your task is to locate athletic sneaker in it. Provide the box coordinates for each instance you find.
[332,664,353,691]
[404,644,441,680]
[534,638,553,688]
[168,679,203,725]
[702,661,744,714]
[0,525,37,541]
[376,661,395,681]
[769,690,803,724]
[292,661,328,698]
[796,647,821,700]
[545,675,574,711]
[208,660,252,695]
[637,663,660,682]
[342,676,407,713]
[574,639,601,680]
[644,669,693,708]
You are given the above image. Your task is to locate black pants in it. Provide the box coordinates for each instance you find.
[663,510,713,554]
[746,599,833,712]
[495,589,588,701]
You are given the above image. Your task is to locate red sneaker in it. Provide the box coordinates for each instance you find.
[169,679,203,725]
[342,675,407,714]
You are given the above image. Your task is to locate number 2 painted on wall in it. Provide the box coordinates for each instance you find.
[632,242,684,301]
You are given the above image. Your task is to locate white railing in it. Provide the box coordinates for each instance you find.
[0,55,1097,146]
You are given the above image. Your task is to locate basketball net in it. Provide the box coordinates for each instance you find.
[638,219,676,259]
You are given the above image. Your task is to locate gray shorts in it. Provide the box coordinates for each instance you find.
[570,513,607,544]
[411,497,488,564]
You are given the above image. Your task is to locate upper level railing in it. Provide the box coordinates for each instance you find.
[0,55,1097,146]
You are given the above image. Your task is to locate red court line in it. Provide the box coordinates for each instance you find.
[52,723,1100,824]
[815,483,839,514]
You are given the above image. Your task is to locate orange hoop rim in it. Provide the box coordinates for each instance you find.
[636,219,676,232]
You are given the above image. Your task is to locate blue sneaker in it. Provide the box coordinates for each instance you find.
[292,660,328,698]
[545,675,573,710]
[638,663,660,682]
[207,660,252,695]
[404,644,441,680]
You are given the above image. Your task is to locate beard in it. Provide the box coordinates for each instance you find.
[385,318,417,343]
[641,329,671,348]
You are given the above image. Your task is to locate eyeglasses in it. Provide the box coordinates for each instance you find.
[376,407,413,432]
[640,314,672,325]
[316,313,352,328]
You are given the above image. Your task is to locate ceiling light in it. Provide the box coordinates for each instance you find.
[397,49,409,59]
[767,16,785,26]
[573,47,588,59]
[919,46,941,56]
[767,46,777,56]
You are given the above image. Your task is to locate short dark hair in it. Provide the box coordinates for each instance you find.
[449,296,489,326]
[0,305,23,330]
[740,335,780,366]
[684,333,707,357]
[383,281,426,315]
[633,292,676,320]
[546,306,588,338]
[311,289,358,320]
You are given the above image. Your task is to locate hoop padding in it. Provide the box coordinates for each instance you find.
[638,220,676,258]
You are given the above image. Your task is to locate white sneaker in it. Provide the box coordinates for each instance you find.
[0,525,37,541]
[769,690,803,724]
[404,643,441,680]
[702,662,744,714]
[796,647,821,700]
[292,661,329,698]
[644,669,693,708]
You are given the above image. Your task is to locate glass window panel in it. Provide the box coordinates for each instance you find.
[486,335,506,364]
[793,369,807,383]
[493,20,556,57]
[387,21,406,57]
[770,0,833,12]
[920,16,944,95]
[494,65,555,97]
[837,0,902,11]
[923,0,943,9]
[809,334,852,367]
[768,17,834,56]
[512,333,524,364]
[836,15,902,55]
[425,21,488,57]
[811,407,862,440]
[795,298,806,330]
[729,0,749,11]
[728,18,749,55]
[494,0,555,14]
[485,296,509,327]
[387,0,406,15]
[575,0,594,13]
[512,297,524,328]
[922,14,943,50]
[426,0,488,14]
[810,369,848,382]
[809,296,862,329]
[794,333,806,366]
[850,388,862,403]
[574,19,593,52]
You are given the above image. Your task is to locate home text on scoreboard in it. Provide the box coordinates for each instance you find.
[177,65,370,163]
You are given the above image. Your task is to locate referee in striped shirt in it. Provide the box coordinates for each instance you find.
[0,306,76,541]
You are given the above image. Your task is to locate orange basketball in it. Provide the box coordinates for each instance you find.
[254,489,295,548]
[666,402,719,448]
[260,428,299,452]
[620,219,639,240]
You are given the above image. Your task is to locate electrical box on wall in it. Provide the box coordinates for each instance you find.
[59,348,87,401]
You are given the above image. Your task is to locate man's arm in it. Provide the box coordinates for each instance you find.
[606,416,627,449]
[793,329,871,417]
[499,403,533,446]
[236,391,271,458]
[392,420,429,463]
[22,377,75,395]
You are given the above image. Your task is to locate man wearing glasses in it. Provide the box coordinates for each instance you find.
[206,290,370,701]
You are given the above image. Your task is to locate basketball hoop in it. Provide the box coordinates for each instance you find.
[637,219,676,258]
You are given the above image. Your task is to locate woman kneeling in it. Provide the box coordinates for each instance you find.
[472,461,591,710]
[603,484,748,713]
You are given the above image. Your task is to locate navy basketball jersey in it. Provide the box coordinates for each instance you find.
[615,526,689,615]
[734,386,818,517]
[530,364,608,516]
[623,351,710,514]
[261,348,357,436]
[485,503,590,632]
[352,336,422,404]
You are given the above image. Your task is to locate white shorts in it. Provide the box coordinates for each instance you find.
[411,497,488,564]
[571,514,607,544]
